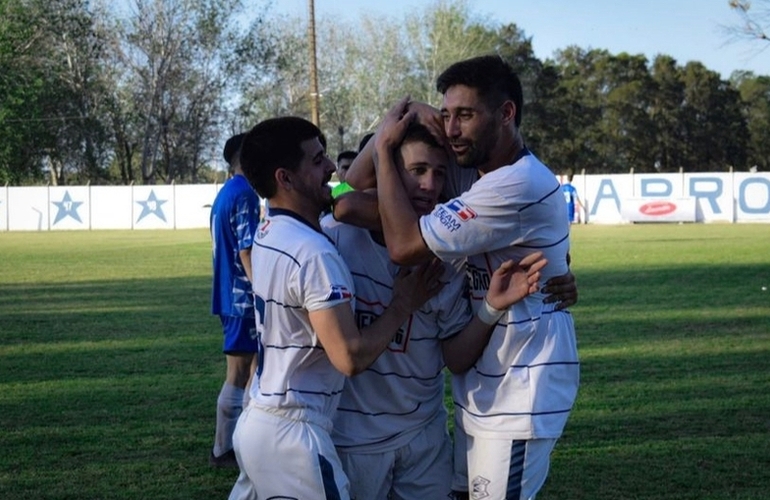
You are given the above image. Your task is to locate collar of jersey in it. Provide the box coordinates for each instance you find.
[267,207,336,246]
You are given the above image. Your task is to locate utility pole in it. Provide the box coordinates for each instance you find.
[308,0,320,126]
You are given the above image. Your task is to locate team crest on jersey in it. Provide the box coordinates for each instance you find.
[327,284,352,301]
[471,476,491,499]
[256,219,271,239]
[446,199,477,221]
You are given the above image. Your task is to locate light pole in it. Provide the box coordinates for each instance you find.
[308,0,320,126]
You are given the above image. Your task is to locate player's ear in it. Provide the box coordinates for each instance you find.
[500,100,516,126]
[275,168,293,191]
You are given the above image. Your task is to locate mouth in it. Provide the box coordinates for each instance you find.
[412,197,435,214]
[450,142,470,156]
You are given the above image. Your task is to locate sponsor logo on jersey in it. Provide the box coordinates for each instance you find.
[446,199,477,221]
[327,284,352,301]
[467,265,491,292]
[434,206,462,233]
[257,219,271,239]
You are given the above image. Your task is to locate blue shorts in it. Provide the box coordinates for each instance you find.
[220,315,258,354]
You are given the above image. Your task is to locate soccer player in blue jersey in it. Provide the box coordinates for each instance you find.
[562,172,584,224]
[209,133,262,468]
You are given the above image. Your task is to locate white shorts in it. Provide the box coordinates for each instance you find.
[229,404,350,500]
[337,413,453,500]
[464,435,556,500]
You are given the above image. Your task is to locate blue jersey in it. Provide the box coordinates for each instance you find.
[210,174,261,318]
[562,183,579,222]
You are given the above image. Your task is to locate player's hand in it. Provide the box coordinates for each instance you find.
[485,252,547,310]
[542,270,578,310]
[406,100,446,148]
[391,258,446,313]
[374,97,416,155]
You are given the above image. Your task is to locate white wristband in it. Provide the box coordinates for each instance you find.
[477,298,506,325]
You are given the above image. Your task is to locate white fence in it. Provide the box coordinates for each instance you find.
[1,171,769,231]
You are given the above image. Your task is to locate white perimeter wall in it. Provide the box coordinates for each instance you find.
[0,171,768,231]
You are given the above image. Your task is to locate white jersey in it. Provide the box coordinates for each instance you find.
[321,216,472,453]
[422,149,580,440]
[249,208,356,430]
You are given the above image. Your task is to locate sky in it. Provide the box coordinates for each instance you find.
[272,0,770,79]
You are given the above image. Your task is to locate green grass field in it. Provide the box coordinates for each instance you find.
[1,224,769,499]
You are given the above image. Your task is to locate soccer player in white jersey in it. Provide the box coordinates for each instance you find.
[226,116,447,500]
[353,55,580,499]
[323,123,547,500]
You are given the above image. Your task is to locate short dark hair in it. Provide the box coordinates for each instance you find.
[240,117,324,199]
[436,55,523,127]
[337,150,357,164]
[223,133,245,166]
[401,123,443,151]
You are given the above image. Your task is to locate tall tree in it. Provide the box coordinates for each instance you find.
[733,71,770,170]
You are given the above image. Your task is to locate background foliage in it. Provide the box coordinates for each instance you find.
[1,0,769,185]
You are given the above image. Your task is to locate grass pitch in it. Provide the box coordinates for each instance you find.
[1,224,769,499]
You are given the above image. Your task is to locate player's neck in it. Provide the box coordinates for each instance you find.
[268,196,322,231]
[478,128,524,176]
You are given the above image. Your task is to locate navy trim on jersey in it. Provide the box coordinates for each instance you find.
[318,454,342,500]
[507,440,526,499]
[363,366,443,381]
[336,402,423,418]
[519,183,562,212]
[260,386,345,398]
[513,146,531,164]
[515,232,570,250]
[263,343,323,351]
[453,402,573,418]
[265,297,304,310]
[472,360,580,379]
[255,241,301,267]
[351,270,393,291]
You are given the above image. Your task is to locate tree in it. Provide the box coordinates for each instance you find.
[728,0,770,44]
[111,0,254,184]
[733,71,770,170]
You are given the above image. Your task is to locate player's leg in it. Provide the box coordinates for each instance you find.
[466,434,556,500]
[235,406,351,499]
[337,448,394,500]
[212,315,258,466]
[391,412,453,500]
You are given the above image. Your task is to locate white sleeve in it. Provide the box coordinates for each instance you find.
[420,175,523,261]
[297,251,355,312]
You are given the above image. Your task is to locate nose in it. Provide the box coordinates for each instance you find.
[420,171,439,195]
[445,115,461,139]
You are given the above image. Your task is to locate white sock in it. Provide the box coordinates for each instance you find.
[213,382,244,457]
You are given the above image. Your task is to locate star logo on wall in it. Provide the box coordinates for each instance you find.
[136,190,167,222]
[52,191,83,224]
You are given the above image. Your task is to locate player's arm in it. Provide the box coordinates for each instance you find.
[332,189,381,231]
[239,248,253,284]
[442,253,547,373]
[309,259,445,376]
[346,100,444,192]
[374,98,436,266]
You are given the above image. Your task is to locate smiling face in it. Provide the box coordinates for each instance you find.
[291,137,337,212]
[441,84,503,170]
[396,140,449,216]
